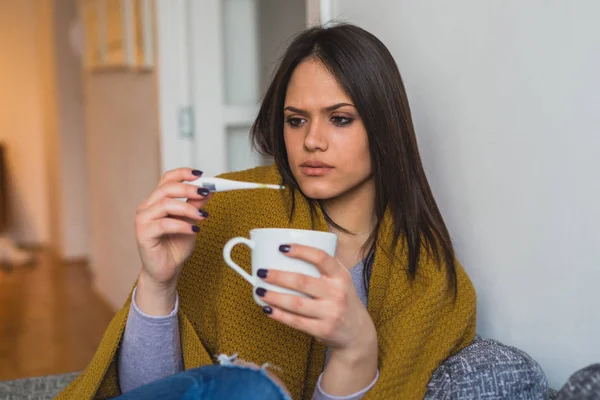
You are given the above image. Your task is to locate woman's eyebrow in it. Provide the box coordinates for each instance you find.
[283,103,355,114]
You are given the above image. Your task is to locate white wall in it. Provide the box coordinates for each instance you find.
[84,72,161,310]
[332,0,600,388]
[52,0,88,259]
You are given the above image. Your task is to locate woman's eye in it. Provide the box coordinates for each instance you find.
[286,117,306,128]
[331,116,353,127]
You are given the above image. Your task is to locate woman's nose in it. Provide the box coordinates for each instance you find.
[303,120,328,152]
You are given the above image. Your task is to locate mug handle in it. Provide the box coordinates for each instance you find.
[223,237,256,286]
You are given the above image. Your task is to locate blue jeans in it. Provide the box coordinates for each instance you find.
[115,364,291,400]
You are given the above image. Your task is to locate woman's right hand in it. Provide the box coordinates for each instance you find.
[134,168,211,315]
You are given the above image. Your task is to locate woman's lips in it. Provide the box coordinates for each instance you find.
[300,165,333,176]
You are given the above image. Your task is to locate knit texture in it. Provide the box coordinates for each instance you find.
[56,164,477,400]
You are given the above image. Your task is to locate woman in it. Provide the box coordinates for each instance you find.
[58,23,476,400]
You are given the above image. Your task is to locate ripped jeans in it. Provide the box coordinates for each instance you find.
[114,354,291,400]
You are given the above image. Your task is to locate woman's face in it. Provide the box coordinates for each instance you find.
[283,58,373,201]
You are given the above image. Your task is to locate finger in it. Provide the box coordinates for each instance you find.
[258,269,328,298]
[186,192,212,209]
[158,167,203,187]
[264,306,322,338]
[259,289,328,319]
[280,244,341,277]
[143,182,210,209]
[138,218,199,241]
[137,198,208,224]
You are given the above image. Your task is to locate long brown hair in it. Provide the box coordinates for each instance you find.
[251,23,457,292]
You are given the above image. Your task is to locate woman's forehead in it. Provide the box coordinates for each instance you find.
[285,59,352,108]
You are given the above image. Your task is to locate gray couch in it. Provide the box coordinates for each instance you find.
[424,336,599,399]
[1,338,598,400]
[0,372,78,400]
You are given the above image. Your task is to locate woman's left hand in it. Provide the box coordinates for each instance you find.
[256,244,377,354]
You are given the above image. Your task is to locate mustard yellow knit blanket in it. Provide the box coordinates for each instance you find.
[57,164,476,399]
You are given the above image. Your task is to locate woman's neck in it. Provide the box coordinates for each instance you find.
[321,178,377,268]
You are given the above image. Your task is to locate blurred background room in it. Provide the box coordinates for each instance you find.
[0,0,309,383]
[0,0,598,398]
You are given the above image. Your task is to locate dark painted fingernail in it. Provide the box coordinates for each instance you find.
[262,306,272,315]
[257,269,268,279]
[279,244,290,253]
[192,225,200,233]
[192,169,203,177]
[256,287,266,297]
[199,209,209,218]
[198,188,210,196]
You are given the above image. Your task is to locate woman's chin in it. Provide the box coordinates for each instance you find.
[297,181,342,200]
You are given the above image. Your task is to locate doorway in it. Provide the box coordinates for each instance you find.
[155,0,331,177]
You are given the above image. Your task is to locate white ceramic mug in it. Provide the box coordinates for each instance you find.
[223,228,338,307]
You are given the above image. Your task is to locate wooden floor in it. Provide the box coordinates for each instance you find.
[0,251,114,380]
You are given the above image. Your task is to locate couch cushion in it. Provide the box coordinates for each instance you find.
[425,337,549,400]
[555,364,600,400]
[0,372,79,400]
